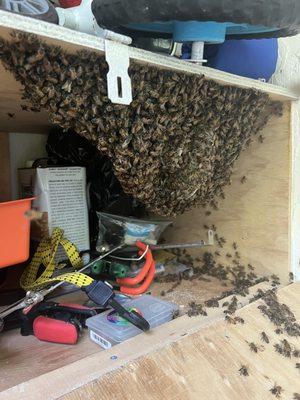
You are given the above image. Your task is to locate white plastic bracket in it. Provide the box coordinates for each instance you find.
[207,229,214,246]
[105,40,132,105]
[186,41,207,65]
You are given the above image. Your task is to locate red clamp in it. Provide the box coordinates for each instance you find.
[116,241,155,295]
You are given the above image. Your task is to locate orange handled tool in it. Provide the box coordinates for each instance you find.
[116,241,155,295]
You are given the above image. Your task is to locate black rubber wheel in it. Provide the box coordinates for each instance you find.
[0,0,58,24]
[92,0,300,38]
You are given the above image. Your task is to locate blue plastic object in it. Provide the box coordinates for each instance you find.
[203,39,278,81]
[127,20,279,43]
[173,21,226,42]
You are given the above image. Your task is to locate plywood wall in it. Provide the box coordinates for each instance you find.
[0,132,11,201]
[165,104,291,283]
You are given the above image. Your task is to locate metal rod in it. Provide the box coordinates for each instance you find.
[46,244,124,293]
[150,241,206,250]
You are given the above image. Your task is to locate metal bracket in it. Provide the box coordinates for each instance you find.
[145,229,214,251]
[105,40,132,105]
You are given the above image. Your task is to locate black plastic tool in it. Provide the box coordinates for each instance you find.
[83,280,150,332]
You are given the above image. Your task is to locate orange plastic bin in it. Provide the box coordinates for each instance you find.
[0,198,34,268]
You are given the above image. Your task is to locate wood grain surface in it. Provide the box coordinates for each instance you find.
[165,104,291,283]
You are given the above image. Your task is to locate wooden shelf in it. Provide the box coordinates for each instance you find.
[0,277,230,394]
[0,10,297,134]
[1,282,298,400]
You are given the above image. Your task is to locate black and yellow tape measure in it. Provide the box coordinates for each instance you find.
[20,228,93,291]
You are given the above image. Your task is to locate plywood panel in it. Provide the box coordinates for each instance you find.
[290,100,300,281]
[60,283,300,400]
[165,104,291,283]
[0,132,11,201]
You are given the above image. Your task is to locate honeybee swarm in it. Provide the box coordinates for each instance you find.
[0,32,283,216]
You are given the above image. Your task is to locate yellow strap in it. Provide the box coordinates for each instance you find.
[20,228,93,291]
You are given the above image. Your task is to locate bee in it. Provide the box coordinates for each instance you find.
[234,316,245,324]
[274,339,292,358]
[239,365,249,376]
[285,322,300,337]
[7,113,15,118]
[270,384,282,398]
[225,296,238,315]
[274,343,283,355]
[232,242,237,250]
[261,332,269,344]
[289,272,294,282]
[275,328,283,335]
[293,349,300,358]
[258,135,265,143]
[215,251,220,257]
[225,315,236,324]
[210,201,219,211]
[296,363,300,369]
[60,53,69,66]
[27,47,45,64]
[62,80,72,92]
[47,75,58,85]
[205,211,211,216]
[271,274,280,282]
[294,394,300,400]
[226,253,232,258]
[247,272,258,281]
[240,176,247,184]
[69,67,78,80]
[187,301,207,317]
[248,342,264,353]
[248,342,258,353]
[204,298,219,308]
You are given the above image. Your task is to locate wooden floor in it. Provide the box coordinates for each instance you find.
[62,283,300,400]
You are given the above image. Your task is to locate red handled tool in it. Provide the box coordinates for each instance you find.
[19,281,151,343]
[116,241,155,295]
[20,302,97,344]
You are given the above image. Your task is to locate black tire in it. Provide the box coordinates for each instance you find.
[92,0,300,39]
[0,0,58,24]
